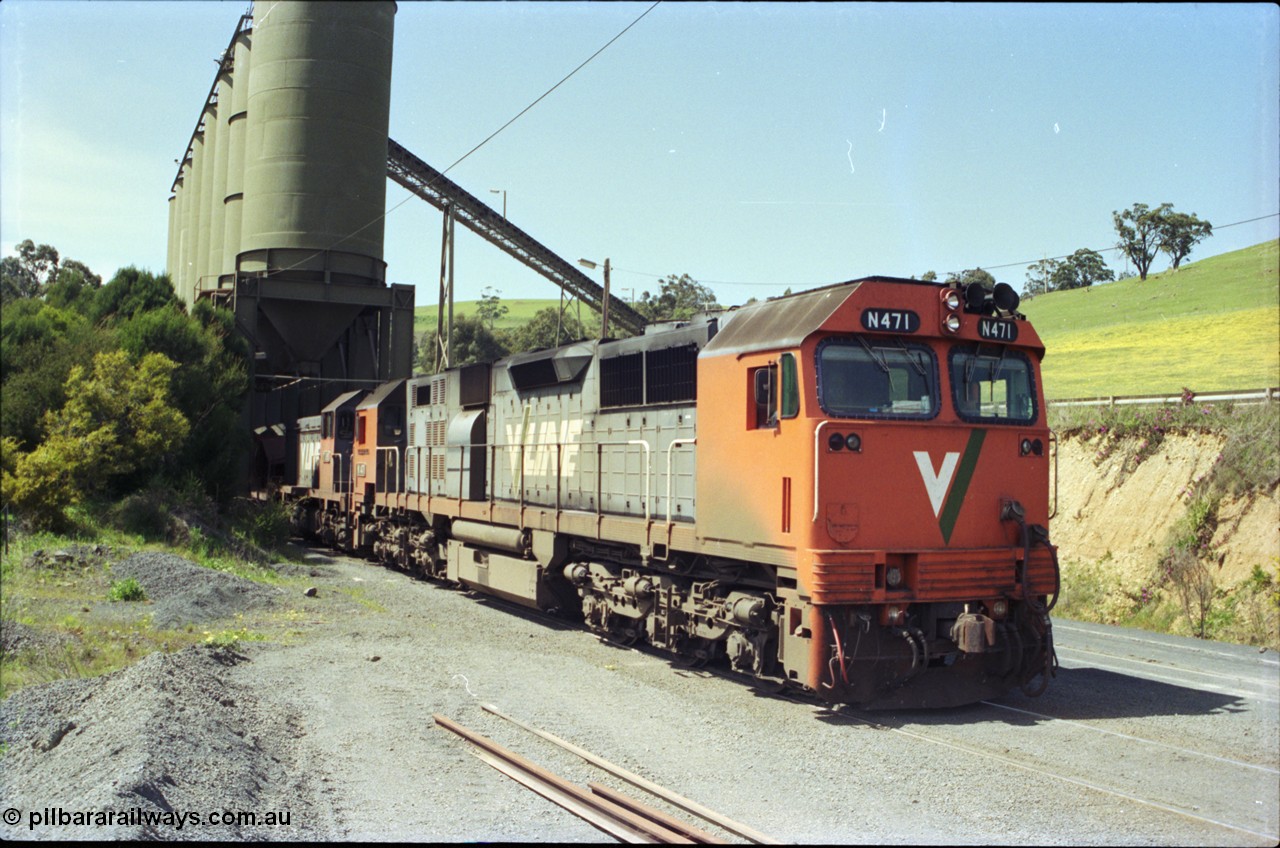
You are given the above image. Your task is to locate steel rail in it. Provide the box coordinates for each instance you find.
[481,703,784,844]
[433,714,692,843]
[588,782,728,844]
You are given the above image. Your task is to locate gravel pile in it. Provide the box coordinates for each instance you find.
[110,552,281,629]
[0,646,337,841]
[0,620,73,655]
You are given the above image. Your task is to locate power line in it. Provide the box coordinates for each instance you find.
[617,212,1280,290]
[981,213,1280,272]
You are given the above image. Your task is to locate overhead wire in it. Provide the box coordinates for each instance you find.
[611,211,1280,291]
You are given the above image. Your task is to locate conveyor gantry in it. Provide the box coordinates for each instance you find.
[387,138,647,337]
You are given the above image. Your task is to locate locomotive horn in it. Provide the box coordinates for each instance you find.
[963,282,987,312]
[993,282,1020,314]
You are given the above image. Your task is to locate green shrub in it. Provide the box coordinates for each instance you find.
[107,577,146,602]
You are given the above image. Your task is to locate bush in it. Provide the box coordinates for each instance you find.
[107,578,146,602]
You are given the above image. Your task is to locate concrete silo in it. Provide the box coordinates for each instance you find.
[221,24,252,287]
[195,98,220,297]
[234,0,410,378]
[182,128,205,303]
[238,0,394,284]
[166,2,413,486]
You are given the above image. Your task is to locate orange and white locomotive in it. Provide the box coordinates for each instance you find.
[286,276,1059,708]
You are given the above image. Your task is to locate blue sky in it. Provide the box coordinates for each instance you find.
[2,1,1277,308]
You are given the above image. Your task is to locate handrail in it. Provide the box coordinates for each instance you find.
[813,421,836,522]
[665,439,696,528]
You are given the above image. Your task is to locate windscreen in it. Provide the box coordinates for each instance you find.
[949,346,1038,424]
[817,339,938,419]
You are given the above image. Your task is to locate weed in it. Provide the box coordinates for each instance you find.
[201,626,265,648]
[107,577,147,603]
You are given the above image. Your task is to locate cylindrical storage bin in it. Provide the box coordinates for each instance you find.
[194,104,218,298]
[182,133,205,303]
[207,67,231,292]
[222,28,252,286]
[239,0,395,285]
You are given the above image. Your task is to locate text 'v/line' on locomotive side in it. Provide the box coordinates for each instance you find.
[276,275,1060,709]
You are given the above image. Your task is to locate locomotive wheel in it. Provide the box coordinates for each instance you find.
[608,624,641,647]
[676,636,713,668]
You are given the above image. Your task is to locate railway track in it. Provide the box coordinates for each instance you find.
[434,712,779,844]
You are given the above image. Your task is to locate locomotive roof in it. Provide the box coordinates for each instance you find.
[357,378,405,410]
[320,390,365,413]
[702,281,863,358]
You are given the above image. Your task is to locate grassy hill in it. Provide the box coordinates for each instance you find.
[411,242,1279,399]
[1019,240,1279,398]
[412,298,560,339]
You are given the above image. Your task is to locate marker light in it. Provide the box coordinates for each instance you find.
[943,313,962,333]
[886,565,903,588]
[828,432,845,452]
[941,288,962,311]
[844,432,862,452]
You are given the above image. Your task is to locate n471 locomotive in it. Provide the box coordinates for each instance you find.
[282,276,1059,708]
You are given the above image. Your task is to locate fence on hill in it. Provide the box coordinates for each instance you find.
[1049,387,1278,408]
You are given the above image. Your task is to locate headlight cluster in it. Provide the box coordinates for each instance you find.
[940,286,962,333]
[827,431,862,452]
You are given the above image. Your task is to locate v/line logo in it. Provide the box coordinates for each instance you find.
[912,429,987,544]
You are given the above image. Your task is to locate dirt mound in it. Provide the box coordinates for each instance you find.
[111,552,281,629]
[0,620,73,656]
[0,646,338,840]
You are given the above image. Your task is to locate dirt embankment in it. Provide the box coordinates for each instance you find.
[1053,431,1279,621]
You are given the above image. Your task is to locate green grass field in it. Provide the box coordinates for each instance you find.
[413,241,1279,399]
[412,298,560,339]
[1019,240,1279,398]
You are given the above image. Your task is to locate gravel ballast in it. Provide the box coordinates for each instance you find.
[110,552,280,629]
[0,645,336,840]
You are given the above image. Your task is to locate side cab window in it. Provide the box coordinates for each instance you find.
[751,353,799,429]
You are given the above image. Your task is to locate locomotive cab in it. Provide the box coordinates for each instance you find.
[699,277,1058,707]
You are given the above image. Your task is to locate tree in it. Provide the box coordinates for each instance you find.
[92,266,179,323]
[1051,249,1114,291]
[44,259,103,312]
[1,300,113,449]
[945,268,996,288]
[507,307,586,353]
[476,286,508,331]
[0,256,38,304]
[1158,211,1213,271]
[116,302,250,499]
[4,350,189,528]
[919,271,938,282]
[1024,259,1057,296]
[448,313,510,367]
[0,240,100,306]
[1113,202,1172,281]
[635,274,720,322]
[1,240,59,304]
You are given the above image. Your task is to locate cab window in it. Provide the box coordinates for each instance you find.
[816,338,938,419]
[949,346,1037,424]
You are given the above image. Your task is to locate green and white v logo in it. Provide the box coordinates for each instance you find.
[913,429,987,544]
